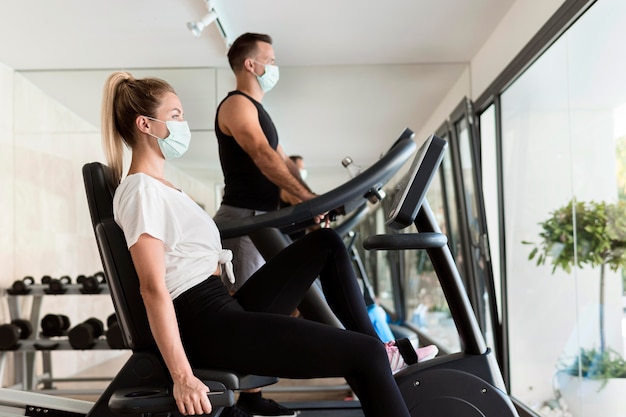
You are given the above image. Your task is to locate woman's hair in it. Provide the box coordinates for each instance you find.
[227,32,273,72]
[101,71,175,185]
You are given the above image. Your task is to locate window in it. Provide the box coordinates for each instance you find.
[499,0,626,414]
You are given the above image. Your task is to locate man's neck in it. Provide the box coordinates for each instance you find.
[235,76,264,102]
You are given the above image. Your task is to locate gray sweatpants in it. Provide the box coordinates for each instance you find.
[212,204,267,292]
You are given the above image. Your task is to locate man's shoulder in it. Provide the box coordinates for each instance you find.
[221,92,256,110]
[219,93,260,126]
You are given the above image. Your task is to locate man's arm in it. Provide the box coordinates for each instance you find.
[218,95,315,202]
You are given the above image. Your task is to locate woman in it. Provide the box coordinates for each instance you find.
[102,71,437,417]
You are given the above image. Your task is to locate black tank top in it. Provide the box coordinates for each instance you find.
[215,91,280,211]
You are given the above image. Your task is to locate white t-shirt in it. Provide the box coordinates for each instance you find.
[113,173,234,299]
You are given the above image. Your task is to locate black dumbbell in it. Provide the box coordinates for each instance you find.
[41,314,71,337]
[0,319,33,350]
[7,276,35,295]
[94,271,106,283]
[68,318,104,349]
[105,314,126,349]
[106,313,118,328]
[77,273,105,294]
[42,275,71,294]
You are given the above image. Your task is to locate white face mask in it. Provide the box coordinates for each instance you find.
[253,61,280,93]
[299,168,308,181]
[144,116,191,160]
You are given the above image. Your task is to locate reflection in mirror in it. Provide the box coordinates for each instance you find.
[479,104,502,348]
[374,208,395,315]
[456,115,493,341]
[441,144,462,268]
[456,117,480,245]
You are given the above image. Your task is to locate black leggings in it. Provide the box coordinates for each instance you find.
[174,228,410,417]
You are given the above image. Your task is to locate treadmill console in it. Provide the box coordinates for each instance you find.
[385,134,447,230]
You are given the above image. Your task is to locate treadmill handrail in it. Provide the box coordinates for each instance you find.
[217,137,417,239]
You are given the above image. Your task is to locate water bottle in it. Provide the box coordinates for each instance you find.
[342,156,362,178]
[342,156,386,203]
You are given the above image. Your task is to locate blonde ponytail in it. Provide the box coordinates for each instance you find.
[100,71,175,186]
[101,72,132,186]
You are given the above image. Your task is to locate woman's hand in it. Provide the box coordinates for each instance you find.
[173,374,213,415]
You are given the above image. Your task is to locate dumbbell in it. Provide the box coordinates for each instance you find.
[0,319,33,350]
[77,273,106,294]
[42,275,71,294]
[68,318,104,349]
[105,313,126,349]
[41,314,71,337]
[7,276,35,295]
[94,271,106,283]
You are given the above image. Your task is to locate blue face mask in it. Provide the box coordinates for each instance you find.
[144,116,191,160]
[254,61,280,93]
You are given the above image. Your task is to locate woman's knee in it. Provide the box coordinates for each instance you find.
[353,336,390,372]
[308,228,345,252]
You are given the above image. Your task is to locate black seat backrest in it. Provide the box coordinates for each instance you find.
[82,162,154,351]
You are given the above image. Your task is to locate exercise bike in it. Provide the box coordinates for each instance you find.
[361,134,519,416]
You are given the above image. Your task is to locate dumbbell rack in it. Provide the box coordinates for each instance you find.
[1,282,125,394]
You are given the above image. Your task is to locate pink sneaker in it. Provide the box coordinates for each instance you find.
[416,344,438,362]
[385,340,438,374]
[385,341,407,374]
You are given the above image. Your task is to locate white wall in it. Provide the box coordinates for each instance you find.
[416,0,566,140]
[0,62,15,329]
[471,0,566,97]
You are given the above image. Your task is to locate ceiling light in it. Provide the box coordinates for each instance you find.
[186,0,231,47]
[187,10,218,37]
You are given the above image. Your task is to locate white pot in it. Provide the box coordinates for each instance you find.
[555,372,626,417]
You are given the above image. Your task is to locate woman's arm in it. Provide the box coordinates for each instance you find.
[130,233,212,415]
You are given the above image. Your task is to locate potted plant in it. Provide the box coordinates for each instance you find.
[525,199,626,415]
[527,199,626,376]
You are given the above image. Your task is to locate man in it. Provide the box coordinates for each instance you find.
[214,33,319,292]
[212,32,319,417]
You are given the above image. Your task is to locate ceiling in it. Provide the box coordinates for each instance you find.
[1,0,516,187]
